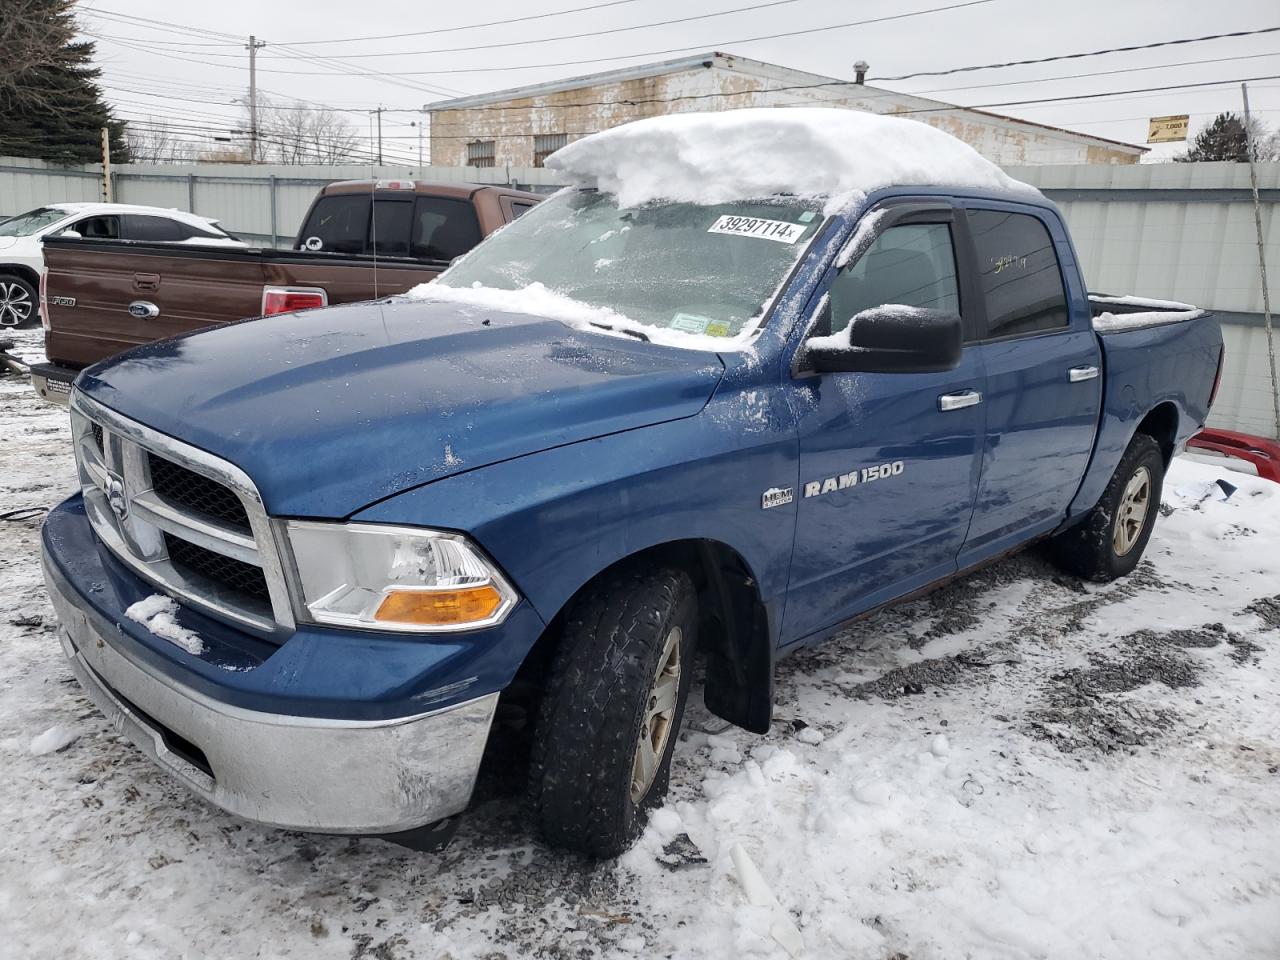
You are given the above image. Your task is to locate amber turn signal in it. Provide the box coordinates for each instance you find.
[374,584,505,626]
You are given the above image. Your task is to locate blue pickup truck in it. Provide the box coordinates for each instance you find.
[41,113,1223,858]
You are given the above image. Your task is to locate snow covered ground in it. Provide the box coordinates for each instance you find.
[1,325,1277,959]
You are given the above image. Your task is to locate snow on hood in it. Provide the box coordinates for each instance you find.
[544,107,1038,213]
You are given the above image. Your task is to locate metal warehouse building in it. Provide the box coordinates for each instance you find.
[426,51,1146,169]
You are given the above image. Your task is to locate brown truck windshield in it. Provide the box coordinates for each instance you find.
[296,195,482,261]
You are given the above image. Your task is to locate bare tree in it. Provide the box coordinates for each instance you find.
[124,118,194,164]
[247,95,362,164]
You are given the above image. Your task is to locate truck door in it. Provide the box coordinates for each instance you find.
[956,204,1102,566]
[782,205,986,645]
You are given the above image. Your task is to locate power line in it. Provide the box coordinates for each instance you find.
[85,1,1006,77]
[279,0,649,45]
[911,51,1280,95]
[258,0,820,60]
[869,25,1280,82]
[130,71,1267,145]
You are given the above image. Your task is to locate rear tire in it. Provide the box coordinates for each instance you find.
[529,565,696,858]
[1049,433,1164,582]
[0,273,38,329]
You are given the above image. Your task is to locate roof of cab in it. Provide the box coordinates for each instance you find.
[320,180,544,202]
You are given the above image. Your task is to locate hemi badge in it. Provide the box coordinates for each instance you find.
[761,487,793,510]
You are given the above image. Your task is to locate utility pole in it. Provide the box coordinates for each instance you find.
[370,107,385,165]
[100,127,113,202]
[247,35,266,163]
[411,114,425,172]
[1242,82,1279,439]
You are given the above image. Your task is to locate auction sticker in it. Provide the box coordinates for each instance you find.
[707,215,806,244]
[670,313,711,334]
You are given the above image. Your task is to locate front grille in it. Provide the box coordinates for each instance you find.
[149,454,252,534]
[70,392,293,639]
[164,533,271,605]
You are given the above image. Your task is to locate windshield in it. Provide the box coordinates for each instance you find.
[437,190,825,341]
[0,207,71,237]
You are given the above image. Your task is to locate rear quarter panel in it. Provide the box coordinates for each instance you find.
[1068,315,1223,518]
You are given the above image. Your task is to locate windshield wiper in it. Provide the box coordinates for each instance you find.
[589,321,649,342]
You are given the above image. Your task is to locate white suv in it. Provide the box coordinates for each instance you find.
[0,203,246,328]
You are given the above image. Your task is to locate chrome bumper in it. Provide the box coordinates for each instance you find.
[43,551,498,835]
[30,366,72,407]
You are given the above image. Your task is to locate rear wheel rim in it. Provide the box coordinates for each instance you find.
[1114,466,1151,556]
[0,282,32,326]
[630,625,681,803]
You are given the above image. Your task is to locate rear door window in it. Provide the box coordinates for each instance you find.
[967,209,1069,338]
[74,215,120,240]
[123,215,184,242]
[411,197,483,261]
[297,194,371,255]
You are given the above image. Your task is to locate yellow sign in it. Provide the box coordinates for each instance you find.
[1148,115,1190,144]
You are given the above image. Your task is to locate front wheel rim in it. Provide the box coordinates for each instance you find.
[0,282,33,326]
[1114,465,1152,556]
[630,625,681,803]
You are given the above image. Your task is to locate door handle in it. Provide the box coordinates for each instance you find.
[938,389,982,412]
[133,273,159,292]
[1069,365,1099,382]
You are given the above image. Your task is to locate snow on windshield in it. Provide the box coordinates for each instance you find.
[409,190,826,351]
[407,281,740,352]
[544,107,1039,213]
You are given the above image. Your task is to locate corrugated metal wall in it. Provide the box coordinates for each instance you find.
[1009,161,1279,439]
[0,157,565,246]
[3,155,1277,437]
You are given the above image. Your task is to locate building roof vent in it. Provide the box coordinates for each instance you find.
[854,61,869,85]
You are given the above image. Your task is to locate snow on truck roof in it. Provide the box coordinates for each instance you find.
[544,107,1040,211]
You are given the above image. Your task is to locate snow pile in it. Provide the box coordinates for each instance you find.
[29,725,78,756]
[545,108,1039,212]
[1090,294,1206,333]
[407,281,736,352]
[124,595,204,655]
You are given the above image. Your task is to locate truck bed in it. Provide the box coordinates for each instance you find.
[1088,293,1208,333]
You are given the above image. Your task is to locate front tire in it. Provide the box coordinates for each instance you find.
[0,274,38,329]
[529,566,696,858]
[1050,432,1164,581]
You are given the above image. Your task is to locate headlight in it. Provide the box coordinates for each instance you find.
[282,521,517,633]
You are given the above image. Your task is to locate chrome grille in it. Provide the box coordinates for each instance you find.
[69,391,295,640]
[148,455,252,534]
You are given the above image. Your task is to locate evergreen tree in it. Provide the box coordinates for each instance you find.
[0,0,129,164]
[1178,112,1258,163]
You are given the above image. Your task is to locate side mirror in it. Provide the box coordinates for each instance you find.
[804,306,962,374]
[58,229,82,239]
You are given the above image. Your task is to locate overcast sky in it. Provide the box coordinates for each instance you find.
[78,0,1280,165]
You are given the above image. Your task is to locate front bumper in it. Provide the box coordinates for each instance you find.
[42,545,499,835]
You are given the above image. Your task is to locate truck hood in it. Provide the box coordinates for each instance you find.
[77,299,725,517]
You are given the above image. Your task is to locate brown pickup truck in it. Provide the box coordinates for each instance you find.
[30,180,541,404]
